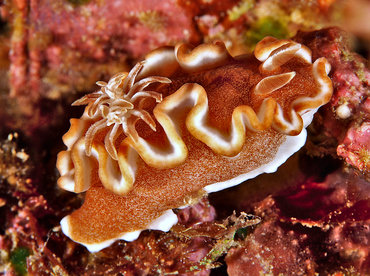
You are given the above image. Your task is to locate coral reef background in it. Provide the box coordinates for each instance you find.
[1,0,370,275]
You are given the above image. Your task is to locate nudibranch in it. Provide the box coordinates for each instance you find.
[56,37,333,252]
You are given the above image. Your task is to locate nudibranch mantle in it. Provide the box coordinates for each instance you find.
[56,37,333,252]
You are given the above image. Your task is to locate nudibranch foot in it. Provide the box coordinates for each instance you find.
[57,37,333,251]
[60,208,178,252]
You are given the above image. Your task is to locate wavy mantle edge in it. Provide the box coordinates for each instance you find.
[60,108,314,252]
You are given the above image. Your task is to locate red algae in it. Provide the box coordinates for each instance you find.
[224,164,370,275]
[293,27,370,175]
[337,122,370,171]
[3,0,200,100]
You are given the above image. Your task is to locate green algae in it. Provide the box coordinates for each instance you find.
[10,247,31,276]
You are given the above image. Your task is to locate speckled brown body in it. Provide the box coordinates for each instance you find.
[69,129,283,242]
[57,37,332,250]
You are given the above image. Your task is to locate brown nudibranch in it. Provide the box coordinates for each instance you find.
[56,37,333,252]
